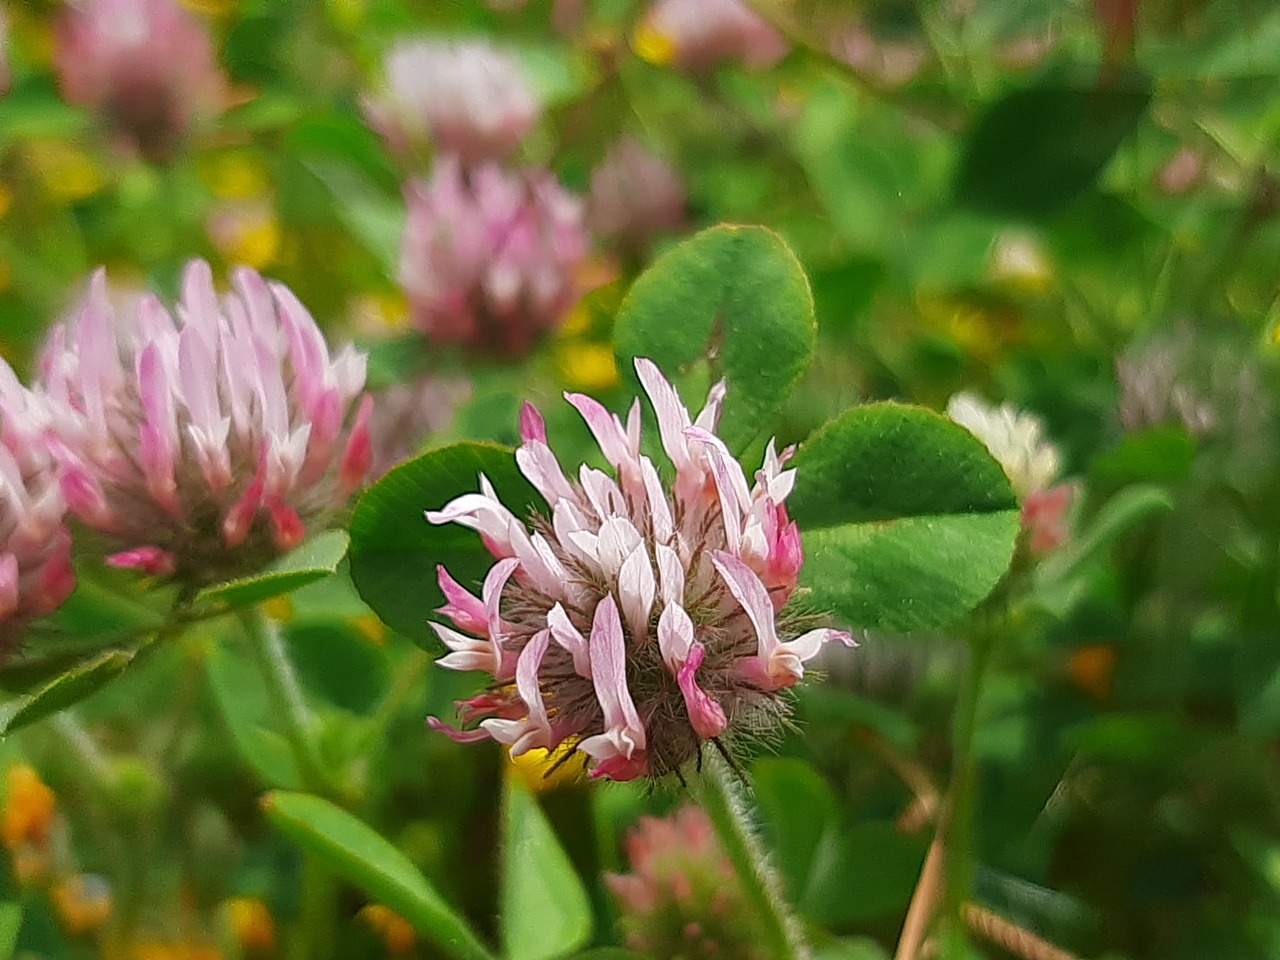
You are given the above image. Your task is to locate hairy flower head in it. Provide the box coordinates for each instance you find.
[55,0,225,161]
[400,156,588,355]
[362,38,538,163]
[426,360,853,780]
[36,260,373,586]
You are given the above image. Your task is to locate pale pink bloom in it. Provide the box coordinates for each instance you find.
[425,359,852,780]
[362,39,538,163]
[366,373,471,479]
[588,138,686,252]
[54,0,225,162]
[36,261,373,586]
[607,805,770,958]
[831,25,928,89]
[0,370,75,654]
[399,156,589,355]
[645,0,787,71]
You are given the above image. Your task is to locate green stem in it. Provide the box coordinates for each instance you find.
[938,622,999,953]
[237,608,331,797]
[693,753,809,960]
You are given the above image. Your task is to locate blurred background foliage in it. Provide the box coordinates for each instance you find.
[0,0,1279,958]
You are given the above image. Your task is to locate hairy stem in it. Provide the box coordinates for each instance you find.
[693,752,809,960]
[238,607,331,796]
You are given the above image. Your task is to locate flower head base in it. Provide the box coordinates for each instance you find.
[642,0,787,71]
[0,371,75,654]
[426,360,853,780]
[400,156,589,355]
[607,804,770,959]
[55,0,224,162]
[588,138,686,253]
[362,39,538,163]
[37,261,373,586]
[946,391,1072,555]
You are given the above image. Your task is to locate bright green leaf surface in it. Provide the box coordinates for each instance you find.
[0,902,20,960]
[789,403,1020,631]
[0,649,134,734]
[197,531,350,611]
[502,776,593,960]
[264,791,495,960]
[348,443,541,646]
[751,758,840,904]
[614,225,816,450]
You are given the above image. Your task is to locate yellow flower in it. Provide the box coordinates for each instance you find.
[555,341,619,392]
[23,141,105,202]
[632,21,677,65]
[224,896,276,953]
[506,742,589,793]
[207,201,281,270]
[1,764,56,851]
[52,875,113,935]
[199,153,271,201]
[360,904,416,955]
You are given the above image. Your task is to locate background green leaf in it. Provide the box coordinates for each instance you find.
[196,531,350,611]
[348,443,542,646]
[614,225,816,450]
[789,402,1020,631]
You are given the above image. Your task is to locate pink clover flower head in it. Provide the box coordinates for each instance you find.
[362,38,539,163]
[425,359,854,780]
[54,0,225,162]
[606,804,770,958]
[36,261,374,586]
[588,138,686,252]
[946,391,1072,555]
[645,0,787,71]
[0,372,75,655]
[399,156,589,355]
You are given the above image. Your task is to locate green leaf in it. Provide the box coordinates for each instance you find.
[197,531,350,611]
[789,402,1020,632]
[954,68,1152,218]
[0,902,21,960]
[302,159,404,278]
[1091,428,1195,486]
[206,642,302,790]
[812,938,891,960]
[0,650,134,735]
[614,225,816,450]
[263,791,495,960]
[285,620,388,715]
[1038,484,1173,585]
[804,822,929,924]
[348,443,541,646]
[501,776,593,960]
[751,759,840,903]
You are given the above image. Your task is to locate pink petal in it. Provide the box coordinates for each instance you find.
[711,550,780,669]
[106,546,177,577]
[339,394,375,494]
[677,644,728,739]
[564,391,640,473]
[436,565,487,634]
[519,401,547,443]
[547,603,591,678]
[617,544,656,639]
[0,554,19,619]
[578,595,646,771]
[426,716,494,744]
[657,601,695,671]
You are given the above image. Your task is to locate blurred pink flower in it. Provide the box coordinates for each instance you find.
[588,138,686,253]
[645,0,787,70]
[36,261,373,586]
[831,25,928,89]
[54,0,224,161]
[425,359,853,780]
[366,374,472,479]
[0,372,75,654]
[607,805,770,958]
[399,156,589,355]
[362,39,539,163]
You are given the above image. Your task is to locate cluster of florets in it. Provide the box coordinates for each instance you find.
[642,0,787,71]
[588,138,687,255]
[426,360,853,780]
[947,392,1073,556]
[54,0,225,161]
[362,39,539,163]
[399,156,589,354]
[607,804,771,959]
[31,261,373,586]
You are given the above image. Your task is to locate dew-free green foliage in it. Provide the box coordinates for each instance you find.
[614,225,816,451]
[196,530,351,610]
[789,403,1021,631]
[264,791,496,960]
[501,777,593,960]
[0,649,134,735]
[348,443,542,646]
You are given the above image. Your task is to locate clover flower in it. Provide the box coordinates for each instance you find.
[54,0,224,162]
[362,39,538,163]
[947,391,1071,554]
[642,0,787,71]
[0,371,75,653]
[399,156,588,355]
[36,261,373,586]
[607,804,770,959]
[426,360,853,780]
[588,138,686,253]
